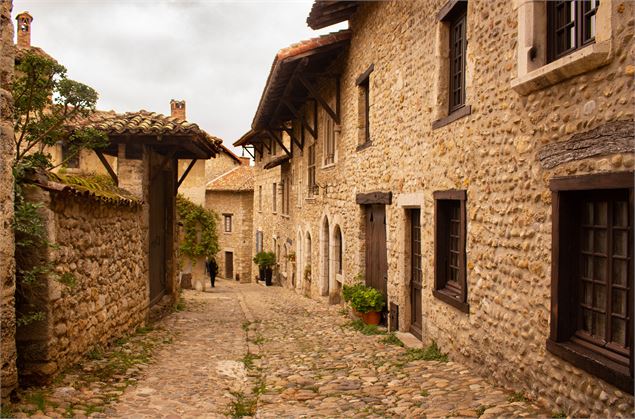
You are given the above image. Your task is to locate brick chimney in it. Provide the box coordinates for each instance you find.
[170,99,186,121]
[16,12,33,49]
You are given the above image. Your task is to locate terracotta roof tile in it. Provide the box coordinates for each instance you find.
[276,29,351,61]
[206,165,254,192]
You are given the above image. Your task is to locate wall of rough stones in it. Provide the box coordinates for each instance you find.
[0,0,17,401]
[250,0,634,415]
[16,187,148,385]
[206,190,253,284]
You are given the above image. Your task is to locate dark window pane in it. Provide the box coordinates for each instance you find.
[594,229,607,254]
[613,230,628,257]
[594,256,607,282]
[612,289,627,317]
[611,318,627,347]
[614,201,628,227]
[612,259,628,286]
[593,284,606,310]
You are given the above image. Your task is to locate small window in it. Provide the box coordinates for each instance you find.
[256,230,263,253]
[297,161,303,207]
[323,112,336,166]
[448,3,467,112]
[258,185,262,212]
[61,142,79,169]
[271,138,277,156]
[223,214,232,233]
[433,189,468,313]
[308,144,317,196]
[272,182,277,213]
[547,0,599,62]
[356,65,373,147]
[549,172,633,392]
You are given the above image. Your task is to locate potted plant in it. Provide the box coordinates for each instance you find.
[254,251,276,286]
[342,282,365,318]
[348,284,385,325]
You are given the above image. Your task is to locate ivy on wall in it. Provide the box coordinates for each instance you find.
[176,194,220,262]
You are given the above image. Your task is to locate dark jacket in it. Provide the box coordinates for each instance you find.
[205,259,218,276]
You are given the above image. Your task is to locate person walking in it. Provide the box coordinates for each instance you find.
[205,257,218,289]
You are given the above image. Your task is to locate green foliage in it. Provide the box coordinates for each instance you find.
[241,352,261,369]
[476,405,491,417]
[12,51,107,170]
[342,282,366,303]
[176,194,220,261]
[381,333,404,347]
[551,410,567,418]
[16,311,45,327]
[347,319,385,336]
[226,390,257,418]
[58,272,77,288]
[403,341,448,362]
[253,251,276,268]
[348,284,385,313]
[420,389,429,397]
[507,391,528,403]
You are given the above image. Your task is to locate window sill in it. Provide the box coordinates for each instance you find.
[511,40,612,96]
[223,232,232,235]
[305,197,317,203]
[321,163,337,170]
[280,214,290,219]
[432,105,472,130]
[356,141,372,152]
[432,289,469,314]
[546,339,632,392]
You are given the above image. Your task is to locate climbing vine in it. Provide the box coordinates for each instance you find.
[176,194,220,262]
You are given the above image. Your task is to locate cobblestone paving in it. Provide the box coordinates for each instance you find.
[5,280,552,418]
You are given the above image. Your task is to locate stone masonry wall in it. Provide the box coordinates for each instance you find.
[0,0,17,401]
[16,187,148,385]
[250,0,635,416]
[206,190,253,284]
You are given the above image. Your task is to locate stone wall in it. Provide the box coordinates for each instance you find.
[0,0,17,401]
[16,187,148,385]
[250,0,635,415]
[206,190,253,284]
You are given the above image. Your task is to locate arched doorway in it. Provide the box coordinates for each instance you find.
[304,232,312,294]
[296,230,303,291]
[321,217,330,296]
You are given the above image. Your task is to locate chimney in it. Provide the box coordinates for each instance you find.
[16,12,33,49]
[239,157,250,166]
[170,99,186,121]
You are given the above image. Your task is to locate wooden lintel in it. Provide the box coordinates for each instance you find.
[356,191,393,205]
[94,149,118,186]
[151,148,177,182]
[266,129,291,156]
[299,75,340,124]
[177,159,198,189]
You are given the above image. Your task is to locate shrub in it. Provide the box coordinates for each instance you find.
[253,251,276,268]
[348,284,385,313]
[342,282,365,303]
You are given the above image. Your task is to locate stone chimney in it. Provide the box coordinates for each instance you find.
[16,12,33,49]
[170,99,186,121]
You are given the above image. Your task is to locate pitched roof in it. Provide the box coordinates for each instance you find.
[306,1,358,30]
[206,165,254,192]
[34,172,141,206]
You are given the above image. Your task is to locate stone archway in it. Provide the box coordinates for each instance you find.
[296,230,303,291]
[321,217,330,296]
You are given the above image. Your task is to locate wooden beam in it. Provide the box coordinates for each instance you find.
[356,191,393,205]
[282,126,302,151]
[260,137,271,152]
[151,148,177,182]
[283,100,316,139]
[94,149,118,186]
[299,75,339,124]
[243,146,255,160]
[266,129,290,156]
[177,159,198,189]
[267,59,308,126]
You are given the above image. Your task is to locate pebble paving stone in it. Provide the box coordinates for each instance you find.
[6,280,552,418]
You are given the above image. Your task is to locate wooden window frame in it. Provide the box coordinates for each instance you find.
[258,185,262,212]
[272,182,277,213]
[307,143,317,196]
[356,64,373,149]
[223,214,232,233]
[548,171,634,392]
[547,0,600,63]
[448,3,467,113]
[433,189,469,313]
[61,141,80,169]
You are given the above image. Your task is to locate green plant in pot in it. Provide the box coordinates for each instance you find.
[253,251,276,285]
[348,284,385,325]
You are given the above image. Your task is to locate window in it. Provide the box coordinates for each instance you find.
[271,138,277,156]
[281,177,290,215]
[549,172,633,392]
[272,182,277,213]
[223,214,232,233]
[323,112,336,166]
[256,230,263,253]
[258,185,262,212]
[297,161,303,207]
[448,3,467,112]
[433,189,468,313]
[308,144,316,196]
[547,0,599,62]
[356,65,373,147]
[61,142,79,169]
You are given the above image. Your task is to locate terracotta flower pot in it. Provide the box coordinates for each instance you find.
[362,311,381,325]
[352,308,363,318]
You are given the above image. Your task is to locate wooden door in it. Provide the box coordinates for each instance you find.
[409,209,423,339]
[365,204,388,299]
[225,251,234,279]
[149,170,168,305]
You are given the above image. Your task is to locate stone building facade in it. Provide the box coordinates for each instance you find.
[206,162,254,284]
[238,0,635,416]
[1,0,17,401]
[16,183,147,384]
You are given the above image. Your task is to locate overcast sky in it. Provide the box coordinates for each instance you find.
[12,0,345,156]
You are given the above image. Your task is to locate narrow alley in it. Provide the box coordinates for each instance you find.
[93,280,549,418]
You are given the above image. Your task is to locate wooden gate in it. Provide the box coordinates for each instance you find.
[365,204,388,299]
[225,251,234,279]
[149,170,169,305]
[409,209,423,339]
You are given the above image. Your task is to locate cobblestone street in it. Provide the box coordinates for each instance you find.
[6,280,552,418]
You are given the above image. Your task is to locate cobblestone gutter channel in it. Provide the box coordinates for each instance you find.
[3,282,553,418]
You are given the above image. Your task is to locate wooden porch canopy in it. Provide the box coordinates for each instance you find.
[233,30,351,157]
[263,154,291,170]
[306,1,358,30]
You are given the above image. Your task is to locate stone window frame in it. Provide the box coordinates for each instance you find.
[432,0,472,130]
[272,182,277,214]
[223,213,232,233]
[258,185,262,212]
[307,143,317,197]
[321,107,339,168]
[433,189,469,314]
[511,0,614,96]
[548,171,633,393]
[356,64,373,151]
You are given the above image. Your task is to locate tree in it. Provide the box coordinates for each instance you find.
[12,50,108,180]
